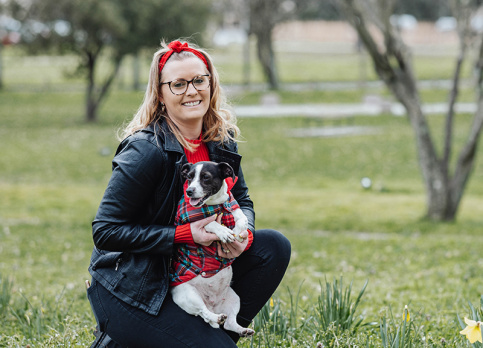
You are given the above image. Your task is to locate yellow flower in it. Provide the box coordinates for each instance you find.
[402,305,410,322]
[460,317,483,344]
[270,298,274,308]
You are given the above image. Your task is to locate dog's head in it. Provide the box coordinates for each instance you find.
[181,161,235,207]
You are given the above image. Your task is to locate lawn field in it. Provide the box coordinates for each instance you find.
[1,46,483,346]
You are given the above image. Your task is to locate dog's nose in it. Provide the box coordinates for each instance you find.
[186,188,194,197]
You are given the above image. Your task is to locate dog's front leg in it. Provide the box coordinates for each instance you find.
[205,221,235,243]
[231,209,248,242]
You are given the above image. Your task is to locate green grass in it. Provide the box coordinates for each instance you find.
[1,88,483,346]
[2,45,483,346]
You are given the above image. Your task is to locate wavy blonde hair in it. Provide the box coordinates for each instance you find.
[119,39,240,152]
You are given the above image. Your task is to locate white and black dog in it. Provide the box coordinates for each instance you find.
[169,161,255,337]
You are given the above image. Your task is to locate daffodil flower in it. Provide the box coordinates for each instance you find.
[402,305,410,322]
[269,297,274,318]
[460,317,483,344]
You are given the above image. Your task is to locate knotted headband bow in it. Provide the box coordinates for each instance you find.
[159,41,210,73]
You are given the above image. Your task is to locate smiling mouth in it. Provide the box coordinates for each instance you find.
[183,101,201,107]
[189,194,209,207]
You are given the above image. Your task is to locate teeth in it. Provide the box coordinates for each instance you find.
[183,101,201,107]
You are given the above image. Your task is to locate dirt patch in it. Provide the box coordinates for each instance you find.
[274,20,458,47]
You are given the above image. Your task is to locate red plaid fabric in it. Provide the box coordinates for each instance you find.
[169,183,240,286]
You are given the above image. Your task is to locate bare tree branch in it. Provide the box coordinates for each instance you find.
[340,0,391,79]
[443,33,467,170]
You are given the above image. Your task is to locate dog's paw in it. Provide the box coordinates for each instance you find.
[217,227,235,243]
[240,328,255,337]
[206,222,235,243]
[217,314,227,325]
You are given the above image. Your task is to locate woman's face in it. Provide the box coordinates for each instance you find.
[159,57,211,134]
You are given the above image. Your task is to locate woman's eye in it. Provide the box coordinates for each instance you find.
[172,81,186,89]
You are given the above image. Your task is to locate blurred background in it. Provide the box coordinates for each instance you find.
[0,0,463,102]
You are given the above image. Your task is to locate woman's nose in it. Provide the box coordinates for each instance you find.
[185,82,198,95]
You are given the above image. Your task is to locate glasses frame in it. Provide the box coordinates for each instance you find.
[161,74,211,95]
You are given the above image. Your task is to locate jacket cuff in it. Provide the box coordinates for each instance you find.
[174,224,193,244]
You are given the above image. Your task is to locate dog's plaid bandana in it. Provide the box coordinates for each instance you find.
[169,183,240,286]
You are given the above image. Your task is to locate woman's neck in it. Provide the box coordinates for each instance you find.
[172,119,202,140]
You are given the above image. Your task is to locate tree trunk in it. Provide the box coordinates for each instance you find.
[249,0,281,90]
[86,52,97,122]
[243,34,251,87]
[254,29,279,90]
[85,50,123,122]
[393,85,452,220]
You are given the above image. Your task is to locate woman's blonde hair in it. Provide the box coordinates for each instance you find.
[119,39,240,152]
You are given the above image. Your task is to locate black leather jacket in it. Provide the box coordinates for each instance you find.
[88,120,255,315]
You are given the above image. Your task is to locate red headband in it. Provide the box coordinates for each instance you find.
[158,41,210,73]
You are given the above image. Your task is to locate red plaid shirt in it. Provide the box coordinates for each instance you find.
[169,182,240,286]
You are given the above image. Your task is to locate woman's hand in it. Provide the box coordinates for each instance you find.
[190,215,221,246]
[191,214,248,257]
[217,229,248,258]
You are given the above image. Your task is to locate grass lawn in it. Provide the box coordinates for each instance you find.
[1,46,483,346]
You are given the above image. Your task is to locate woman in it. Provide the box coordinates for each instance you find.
[87,39,291,347]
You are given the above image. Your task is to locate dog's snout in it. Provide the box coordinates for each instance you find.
[186,187,194,197]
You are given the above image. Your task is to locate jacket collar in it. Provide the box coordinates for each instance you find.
[144,120,184,154]
[144,119,242,172]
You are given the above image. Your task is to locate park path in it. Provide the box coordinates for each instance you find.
[226,79,476,118]
[233,101,476,118]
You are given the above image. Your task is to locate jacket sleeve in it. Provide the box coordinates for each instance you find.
[92,139,176,255]
[230,144,255,232]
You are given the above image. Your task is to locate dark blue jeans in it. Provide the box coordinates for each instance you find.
[88,229,291,348]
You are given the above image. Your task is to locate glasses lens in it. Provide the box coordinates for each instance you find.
[170,80,188,94]
[193,76,210,91]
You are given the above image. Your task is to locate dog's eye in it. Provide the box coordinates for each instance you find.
[202,174,211,182]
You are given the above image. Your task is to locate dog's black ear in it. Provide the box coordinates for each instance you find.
[218,162,235,180]
[181,163,192,179]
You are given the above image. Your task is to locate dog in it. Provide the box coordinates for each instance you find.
[169,161,255,337]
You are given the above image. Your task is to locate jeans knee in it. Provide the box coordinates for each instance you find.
[255,229,291,265]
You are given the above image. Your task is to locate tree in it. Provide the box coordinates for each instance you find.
[338,0,483,221]
[12,0,210,122]
[248,0,300,90]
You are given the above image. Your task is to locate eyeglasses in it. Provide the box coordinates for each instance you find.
[161,74,211,95]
